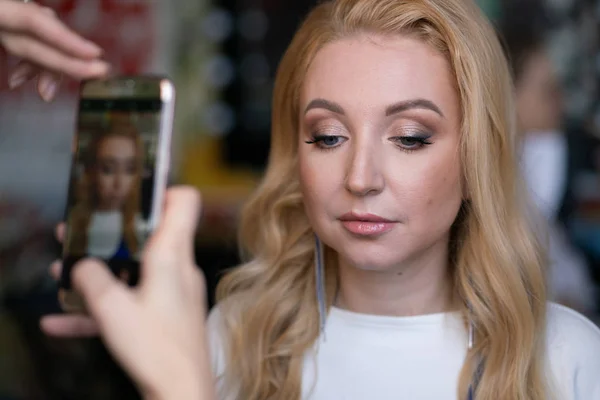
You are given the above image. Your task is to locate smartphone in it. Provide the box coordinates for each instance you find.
[59,76,175,313]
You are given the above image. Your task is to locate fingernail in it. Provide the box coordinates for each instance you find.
[91,61,111,76]
[39,77,58,102]
[41,7,56,16]
[85,40,103,56]
[9,66,31,89]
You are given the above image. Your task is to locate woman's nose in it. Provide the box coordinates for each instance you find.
[113,173,124,190]
[344,142,385,197]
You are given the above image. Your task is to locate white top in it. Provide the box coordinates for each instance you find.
[207,302,600,400]
[87,211,147,260]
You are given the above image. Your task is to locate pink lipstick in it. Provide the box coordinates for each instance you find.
[338,212,397,236]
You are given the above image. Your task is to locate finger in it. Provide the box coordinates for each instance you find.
[49,259,62,281]
[2,33,109,80]
[0,1,102,59]
[40,6,57,17]
[40,314,99,337]
[37,69,62,101]
[153,186,202,253]
[55,223,65,243]
[7,60,38,89]
[71,258,133,327]
[141,187,201,285]
[136,187,200,290]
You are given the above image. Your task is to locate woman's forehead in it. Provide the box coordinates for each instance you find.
[300,35,459,121]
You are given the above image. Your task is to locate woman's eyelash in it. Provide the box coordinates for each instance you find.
[305,134,331,144]
[304,134,347,151]
[304,133,433,152]
[391,136,433,147]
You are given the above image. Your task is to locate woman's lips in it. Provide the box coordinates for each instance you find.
[338,212,397,236]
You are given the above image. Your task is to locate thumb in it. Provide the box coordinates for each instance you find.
[154,186,202,252]
[142,186,201,282]
[71,258,133,329]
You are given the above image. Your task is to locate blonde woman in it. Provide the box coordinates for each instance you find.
[2,0,598,399]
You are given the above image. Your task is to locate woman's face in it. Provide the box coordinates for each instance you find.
[298,34,463,272]
[93,135,137,211]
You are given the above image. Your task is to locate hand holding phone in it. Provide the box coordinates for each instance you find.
[43,188,215,400]
[41,77,217,399]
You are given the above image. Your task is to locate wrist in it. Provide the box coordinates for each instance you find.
[143,349,215,400]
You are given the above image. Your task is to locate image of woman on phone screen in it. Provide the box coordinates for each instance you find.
[66,119,145,282]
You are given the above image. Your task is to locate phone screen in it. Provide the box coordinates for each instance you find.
[61,79,169,289]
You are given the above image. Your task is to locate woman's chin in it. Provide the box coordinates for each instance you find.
[337,248,403,273]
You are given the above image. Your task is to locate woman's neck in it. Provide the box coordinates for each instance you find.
[334,240,456,317]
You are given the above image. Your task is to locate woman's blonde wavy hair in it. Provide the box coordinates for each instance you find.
[66,119,143,257]
[216,0,549,399]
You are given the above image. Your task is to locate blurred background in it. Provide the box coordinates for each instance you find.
[0,0,599,398]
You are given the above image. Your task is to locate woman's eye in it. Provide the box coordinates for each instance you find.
[390,136,432,151]
[126,161,137,175]
[100,164,115,174]
[305,135,347,149]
